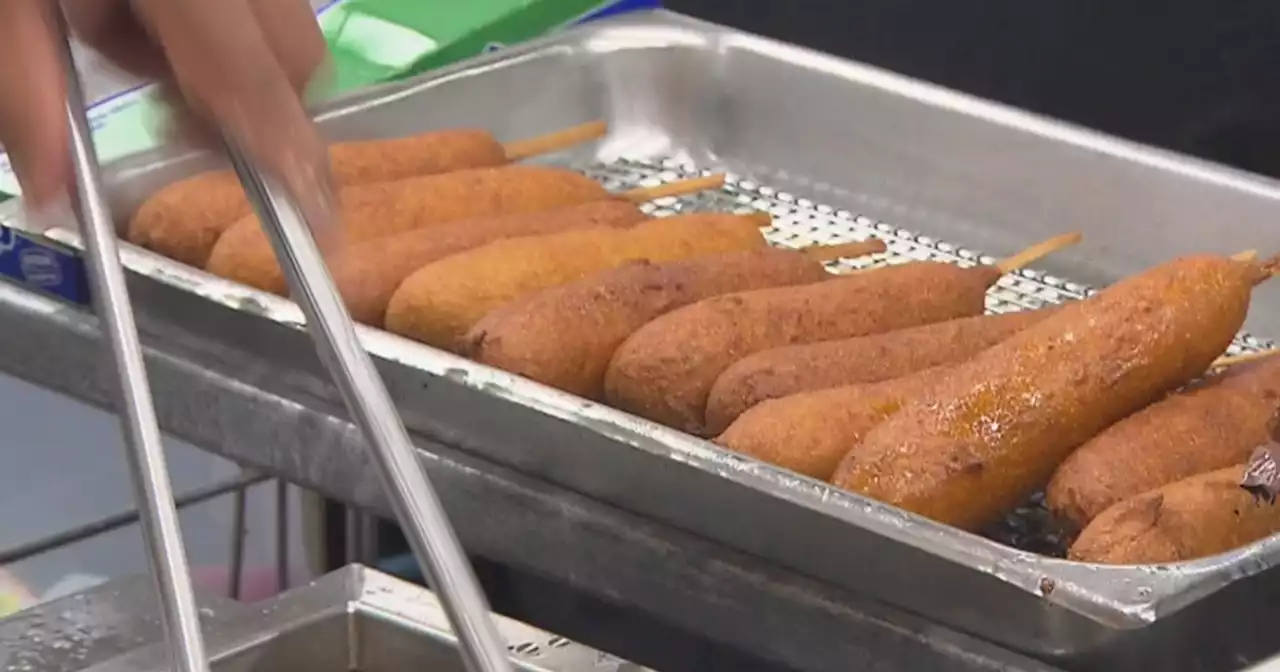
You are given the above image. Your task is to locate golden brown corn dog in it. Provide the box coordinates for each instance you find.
[1068,465,1280,564]
[704,308,1061,435]
[603,234,1081,436]
[460,239,886,399]
[204,170,726,295]
[385,212,774,351]
[204,165,613,292]
[127,122,608,267]
[328,201,647,324]
[718,365,951,480]
[1046,355,1280,532]
[836,254,1268,532]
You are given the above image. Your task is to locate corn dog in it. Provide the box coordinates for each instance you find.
[704,308,1061,435]
[329,201,647,324]
[460,239,886,399]
[718,365,951,480]
[1068,465,1280,564]
[1046,355,1280,532]
[204,169,724,294]
[205,165,614,291]
[385,212,774,351]
[604,233,1081,435]
[837,254,1269,532]
[127,121,608,267]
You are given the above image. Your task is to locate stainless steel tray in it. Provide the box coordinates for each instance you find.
[14,8,1280,669]
[0,565,644,672]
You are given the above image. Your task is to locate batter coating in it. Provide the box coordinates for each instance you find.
[385,213,773,351]
[461,242,883,400]
[718,365,951,480]
[605,262,999,436]
[1047,356,1280,531]
[704,308,1059,434]
[328,201,646,324]
[837,255,1262,531]
[126,128,509,267]
[1069,465,1280,565]
[204,165,612,293]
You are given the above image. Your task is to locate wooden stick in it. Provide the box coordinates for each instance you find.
[996,232,1084,274]
[621,174,727,203]
[1231,250,1259,262]
[1212,349,1280,370]
[500,121,609,161]
[1260,254,1280,279]
[801,238,888,262]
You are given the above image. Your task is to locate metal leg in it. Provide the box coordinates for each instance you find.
[227,481,248,600]
[0,471,270,567]
[275,479,289,591]
[55,10,208,672]
[344,507,365,565]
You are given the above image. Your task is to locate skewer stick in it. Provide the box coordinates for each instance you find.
[802,238,888,262]
[621,174,727,203]
[996,232,1084,274]
[1212,349,1280,370]
[1259,255,1280,279]
[500,121,609,161]
[1231,250,1259,262]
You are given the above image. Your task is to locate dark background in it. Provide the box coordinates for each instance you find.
[663,0,1280,179]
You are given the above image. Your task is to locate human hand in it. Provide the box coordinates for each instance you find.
[0,0,331,217]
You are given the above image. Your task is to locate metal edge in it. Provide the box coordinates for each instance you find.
[16,7,1280,633]
[0,575,250,672]
[79,566,564,672]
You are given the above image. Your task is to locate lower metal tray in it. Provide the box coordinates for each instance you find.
[12,8,1280,670]
[1,566,643,672]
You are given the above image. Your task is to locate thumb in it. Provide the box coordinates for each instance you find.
[0,0,70,209]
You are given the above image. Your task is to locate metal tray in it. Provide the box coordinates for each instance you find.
[17,8,1280,669]
[1,565,643,672]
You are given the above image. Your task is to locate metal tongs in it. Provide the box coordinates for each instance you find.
[54,10,511,672]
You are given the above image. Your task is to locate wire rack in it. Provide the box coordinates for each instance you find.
[577,156,1276,556]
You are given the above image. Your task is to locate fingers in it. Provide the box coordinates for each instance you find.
[0,0,68,206]
[247,0,328,95]
[132,0,335,231]
[63,0,168,82]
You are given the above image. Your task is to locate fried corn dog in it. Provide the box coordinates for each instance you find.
[836,254,1270,532]
[205,165,615,291]
[1046,355,1280,531]
[204,168,723,294]
[127,122,608,267]
[717,365,951,480]
[604,233,1082,435]
[385,212,774,351]
[704,308,1061,434]
[1068,465,1280,564]
[328,201,647,323]
[461,239,886,399]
